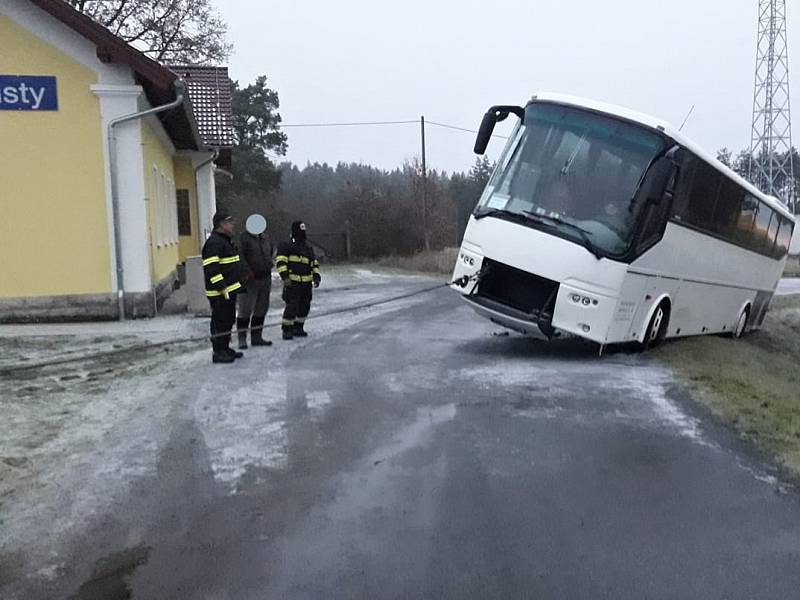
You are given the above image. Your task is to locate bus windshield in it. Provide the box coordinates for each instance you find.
[475,103,666,255]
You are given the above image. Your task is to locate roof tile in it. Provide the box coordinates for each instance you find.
[170,66,235,148]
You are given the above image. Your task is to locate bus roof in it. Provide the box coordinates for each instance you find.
[529,92,796,223]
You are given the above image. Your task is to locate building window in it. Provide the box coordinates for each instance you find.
[176,189,192,236]
[151,166,179,246]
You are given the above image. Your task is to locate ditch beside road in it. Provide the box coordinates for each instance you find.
[655,291,800,477]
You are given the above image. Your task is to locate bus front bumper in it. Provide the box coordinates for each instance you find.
[461,294,555,340]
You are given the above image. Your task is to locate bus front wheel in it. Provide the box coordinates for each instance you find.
[642,301,669,351]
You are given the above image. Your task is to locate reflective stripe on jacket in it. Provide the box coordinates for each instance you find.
[202,231,243,297]
[275,240,321,286]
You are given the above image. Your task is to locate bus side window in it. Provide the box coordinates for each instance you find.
[751,202,773,253]
[734,194,758,245]
[635,170,675,254]
[765,210,780,256]
[712,179,744,238]
[684,162,721,229]
[775,217,794,258]
[670,154,698,221]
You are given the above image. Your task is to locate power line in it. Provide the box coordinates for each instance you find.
[279,118,509,140]
[426,120,508,140]
[280,120,418,128]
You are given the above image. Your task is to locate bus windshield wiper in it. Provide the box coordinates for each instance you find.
[522,211,604,260]
[474,207,526,222]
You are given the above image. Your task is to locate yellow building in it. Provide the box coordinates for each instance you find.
[0,0,234,321]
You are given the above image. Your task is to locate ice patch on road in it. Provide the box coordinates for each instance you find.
[459,362,562,388]
[456,358,708,443]
[33,562,64,581]
[306,391,332,412]
[354,268,394,279]
[611,368,705,443]
[195,380,288,488]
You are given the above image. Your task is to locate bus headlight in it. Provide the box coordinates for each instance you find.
[570,293,598,307]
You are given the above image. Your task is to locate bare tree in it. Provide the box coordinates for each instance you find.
[68,0,232,64]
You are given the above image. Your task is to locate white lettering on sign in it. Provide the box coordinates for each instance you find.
[1,84,47,110]
[0,76,58,111]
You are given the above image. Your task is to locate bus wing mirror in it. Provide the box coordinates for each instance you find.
[474,112,497,155]
[474,105,524,155]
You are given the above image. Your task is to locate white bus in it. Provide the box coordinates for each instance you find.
[451,93,796,349]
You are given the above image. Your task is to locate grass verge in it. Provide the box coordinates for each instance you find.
[375,248,459,275]
[654,294,800,475]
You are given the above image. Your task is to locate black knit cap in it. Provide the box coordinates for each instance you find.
[291,221,307,241]
[213,211,234,228]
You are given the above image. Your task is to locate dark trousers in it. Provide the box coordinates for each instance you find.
[237,277,272,341]
[209,296,237,352]
[282,284,312,331]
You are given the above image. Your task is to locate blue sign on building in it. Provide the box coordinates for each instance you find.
[0,75,58,111]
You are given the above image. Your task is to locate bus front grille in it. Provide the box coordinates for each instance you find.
[476,259,559,318]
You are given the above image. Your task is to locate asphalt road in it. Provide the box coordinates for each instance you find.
[4,279,800,599]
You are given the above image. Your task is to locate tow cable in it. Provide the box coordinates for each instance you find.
[0,280,459,375]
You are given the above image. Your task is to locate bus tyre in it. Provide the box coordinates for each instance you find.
[732,307,749,339]
[642,301,669,351]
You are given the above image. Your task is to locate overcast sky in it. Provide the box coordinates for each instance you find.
[218,0,798,174]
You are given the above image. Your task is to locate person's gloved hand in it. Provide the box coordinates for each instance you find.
[313,281,320,289]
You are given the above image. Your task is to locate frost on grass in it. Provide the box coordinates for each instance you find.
[655,294,800,475]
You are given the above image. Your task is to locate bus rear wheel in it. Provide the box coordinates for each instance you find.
[732,307,750,339]
[641,301,669,351]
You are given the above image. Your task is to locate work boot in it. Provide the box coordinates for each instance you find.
[250,317,272,346]
[236,318,250,350]
[224,347,244,359]
[219,334,243,359]
[282,329,294,340]
[212,352,235,364]
[211,337,235,363]
[294,323,308,338]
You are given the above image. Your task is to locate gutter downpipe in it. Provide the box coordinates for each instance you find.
[108,81,186,320]
[193,148,219,249]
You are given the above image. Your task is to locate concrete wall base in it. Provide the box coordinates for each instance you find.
[0,293,119,323]
[0,271,179,323]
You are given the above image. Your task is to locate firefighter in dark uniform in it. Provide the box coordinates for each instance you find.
[275,221,321,339]
[202,212,245,363]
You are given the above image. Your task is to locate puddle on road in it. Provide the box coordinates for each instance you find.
[69,545,150,600]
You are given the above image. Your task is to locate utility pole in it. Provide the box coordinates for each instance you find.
[749,0,796,212]
[421,115,430,251]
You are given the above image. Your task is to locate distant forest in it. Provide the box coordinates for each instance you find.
[219,158,493,258]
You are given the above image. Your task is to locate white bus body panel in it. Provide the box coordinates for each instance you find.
[453,216,629,344]
[453,217,788,345]
[626,222,785,340]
